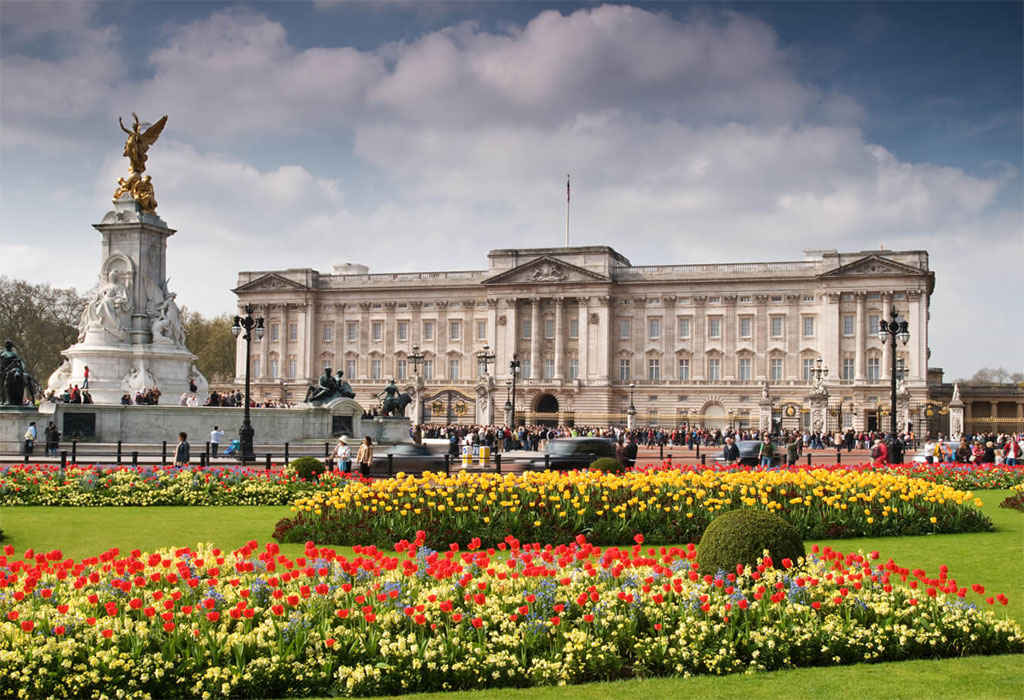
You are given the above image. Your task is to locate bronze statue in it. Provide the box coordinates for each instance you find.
[378,378,412,417]
[114,113,168,212]
[304,367,356,404]
[0,340,37,407]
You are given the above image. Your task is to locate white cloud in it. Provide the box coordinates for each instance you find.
[0,2,1019,377]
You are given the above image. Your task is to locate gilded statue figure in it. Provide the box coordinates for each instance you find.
[114,113,168,210]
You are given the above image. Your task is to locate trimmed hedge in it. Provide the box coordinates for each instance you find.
[290,456,325,482]
[697,508,805,574]
[590,457,625,473]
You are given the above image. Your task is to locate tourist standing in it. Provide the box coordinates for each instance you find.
[44,421,60,457]
[82,365,90,389]
[1004,436,1020,467]
[173,431,190,467]
[328,436,352,473]
[758,435,774,468]
[23,421,37,457]
[722,436,740,464]
[210,426,224,458]
[356,436,374,478]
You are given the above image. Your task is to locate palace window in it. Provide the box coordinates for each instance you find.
[842,357,855,380]
[322,323,332,342]
[707,357,721,381]
[448,359,460,381]
[346,322,357,342]
[423,321,434,341]
[867,357,880,381]
[708,317,722,339]
[568,358,579,379]
[677,358,690,380]
[397,321,408,342]
[770,316,784,338]
[739,317,752,339]
[252,359,261,378]
[476,320,487,341]
[868,314,879,335]
[423,359,433,380]
[770,357,783,381]
[372,321,383,342]
[396,359,407,380]
[648,318,661,339]
[619,359,631,381]
[271,323,280,342]
[568,318,579,339]
[843,315,854,337]
[346,359,356,380]
[802,316,815,337]
[544,318,555,339]
[521,319,532,340]
[448,321,460,341]
[738,357,752,381]
[648,358,660,380]
[619,319,631,339]
[678,317,691,339]
[288,323,297,341]
[802,358,815,381]
[543,358,555,379]
[371,359,382,380]
[269,359,279,379]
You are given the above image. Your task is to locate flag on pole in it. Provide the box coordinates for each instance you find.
[566,174,570,202]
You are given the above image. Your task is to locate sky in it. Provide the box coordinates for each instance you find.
[1,0,1021,380]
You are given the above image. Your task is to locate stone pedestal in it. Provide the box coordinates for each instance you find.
[403,376,425,425]
[475,375,496,426]
[809,392,829,434]
[47,196,207,404]
[627,407,636,430]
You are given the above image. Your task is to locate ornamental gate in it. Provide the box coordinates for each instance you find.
[424,389,475,425]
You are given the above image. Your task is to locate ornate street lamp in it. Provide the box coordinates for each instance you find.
[509,354,521,426]
[477,344,496,377]
[231,305,264,464]
[628,381,636,429]
[503,378,513,419]
[408,344,425,376]
[878,307,910,463]
[810,356,829,387]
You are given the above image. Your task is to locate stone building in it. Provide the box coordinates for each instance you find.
[233,246,934,432]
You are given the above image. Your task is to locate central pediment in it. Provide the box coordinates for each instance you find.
[820,255,925,278]
[233,273,309,293]
[483,255,611,285]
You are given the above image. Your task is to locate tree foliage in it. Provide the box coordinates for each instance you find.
[960,367,1024,385]
[182,311,236,382]
[0,276,88,382]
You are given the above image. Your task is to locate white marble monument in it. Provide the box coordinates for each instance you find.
[47,114,207,404]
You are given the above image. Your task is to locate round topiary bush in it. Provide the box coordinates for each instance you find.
[290,456,325,481]
[590,457,625,473]
[697,509,805,575]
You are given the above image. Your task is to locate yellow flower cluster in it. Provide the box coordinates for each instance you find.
[281,468,990,546]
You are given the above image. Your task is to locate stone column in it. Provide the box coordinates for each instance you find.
[723,295,737,379]
[755,294,768,379]
[303,300,316,381]
[786,293,800,380]
[854,292,866,380]
[758,387,773,433]
[692,296,706,379]
[662,296,675,379]
[436,301,449,381]
[259,304,271,380]
[879,292,891,382]
[594,296,611,382]
[529,298,540,379]
[410,301,422,347]
[358,302,371,379]
[553,297,565,379]
[577,297,590,380]
[824,292,840,379]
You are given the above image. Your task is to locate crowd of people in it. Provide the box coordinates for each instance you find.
[44,385,94,404]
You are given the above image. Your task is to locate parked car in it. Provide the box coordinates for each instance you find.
[714,440,785,467]
[910,442,936,464]
[525,438,617,470]
[371,443,449,472]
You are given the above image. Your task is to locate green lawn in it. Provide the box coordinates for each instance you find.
[2,490,1021,699]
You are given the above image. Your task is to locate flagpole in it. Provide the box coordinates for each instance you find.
[565,173,570,248]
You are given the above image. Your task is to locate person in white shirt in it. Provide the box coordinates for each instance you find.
[210,426,225,458]
[328,436,352,473]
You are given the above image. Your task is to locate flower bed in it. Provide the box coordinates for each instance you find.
[0,464,361,507]
[649,461,1024,491]
[276,469,992,548]
[0,537,1018,698]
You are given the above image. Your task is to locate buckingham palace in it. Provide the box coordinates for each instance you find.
[233,245,933,432]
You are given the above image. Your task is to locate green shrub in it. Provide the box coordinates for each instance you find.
[590,457,625,473]
[290,456,325,482]
[697,509,804,575]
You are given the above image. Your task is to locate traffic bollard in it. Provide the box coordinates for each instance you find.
[161,441,167,464]
[71,440,77,463]
[265,454,272,471]
[387,453,394,478]
[132,451,139,468]
[284,443,290,465]
[495,452,501,474]
[60,451,67,469]
[116,440,122,465]
[444,453,450,475]
[806,453,813,466]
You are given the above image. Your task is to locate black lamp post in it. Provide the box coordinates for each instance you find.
[509,354,521,426]
[231,305,264,464]
[409,344,425,376]
[477,344,496,377]
[878,306,910,463]
[628,381,636,428]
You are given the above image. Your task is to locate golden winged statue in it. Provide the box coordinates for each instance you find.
[113,112,168,213]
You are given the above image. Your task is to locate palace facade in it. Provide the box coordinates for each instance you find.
[233,245,935,432]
